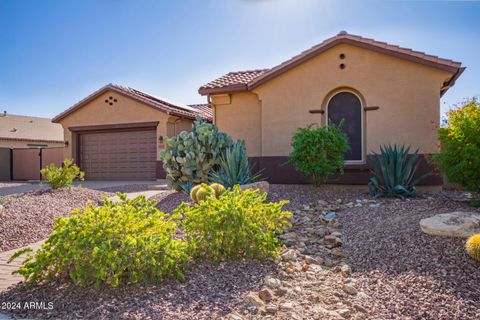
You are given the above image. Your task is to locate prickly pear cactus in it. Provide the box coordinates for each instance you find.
[160,117,233,191]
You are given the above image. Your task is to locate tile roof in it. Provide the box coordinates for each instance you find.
[199,69,269,91]
[188,104,212,120]
[0,113,63,143]
[53,84,212,123]
[199,32,464,96]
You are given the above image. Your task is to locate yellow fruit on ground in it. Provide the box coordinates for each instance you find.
[210,183,226,198]
[190,185,203,202]
[466,233,480,261]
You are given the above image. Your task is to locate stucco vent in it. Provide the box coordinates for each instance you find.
[340,63,346,69]
[339,53,345,59]
[105,96,118,106]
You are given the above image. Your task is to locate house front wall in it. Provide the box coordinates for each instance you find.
[210,43,454,184]
[211,92,262,156]
[57,90,194,162]
[252,43,452,157]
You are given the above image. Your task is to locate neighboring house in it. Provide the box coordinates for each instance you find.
[0,113,64,181]
[52,84,211,180]
[199,31,465,185]
[0,113,64,148]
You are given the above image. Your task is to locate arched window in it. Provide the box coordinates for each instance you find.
[327,91,363,162]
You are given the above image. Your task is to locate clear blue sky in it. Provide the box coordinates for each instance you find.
[0,0,479,119]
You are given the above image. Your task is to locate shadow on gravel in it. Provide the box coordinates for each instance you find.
[154,191,190,213]
[0,259,275,319]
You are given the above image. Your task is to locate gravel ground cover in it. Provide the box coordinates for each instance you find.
[0,188,112,252]
[153,190,190,213]
[1,185,479,319]
[340,194,480,320]
[98,184,159,194]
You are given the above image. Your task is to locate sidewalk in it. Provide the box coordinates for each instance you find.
[0,180,165,196]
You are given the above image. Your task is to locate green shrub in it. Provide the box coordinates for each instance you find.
[368,144,430,198]
[160,117,233,192]
[288,123,349,185]
[8,194,188,287]
[40,159,84,189]
[210,140,263,188]
[176,186,292,263]
[434,98,480,193]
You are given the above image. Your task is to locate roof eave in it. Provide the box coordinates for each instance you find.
[248,37,462,90]
[198,84,248,96]
[0,137,64,144]
[440,67,466,97]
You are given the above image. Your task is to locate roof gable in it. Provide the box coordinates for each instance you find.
[199,32,464,96]
[53,84,211,123]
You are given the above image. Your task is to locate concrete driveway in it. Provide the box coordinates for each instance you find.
[0,180,165,196]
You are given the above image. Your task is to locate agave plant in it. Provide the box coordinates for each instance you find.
[368,144,431,198]
[210,140,263,188]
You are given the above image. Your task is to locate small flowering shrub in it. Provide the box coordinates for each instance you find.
[434,98,480,193]
[8,194,188,287]
[40,159,84,189]
[176,186,292,263]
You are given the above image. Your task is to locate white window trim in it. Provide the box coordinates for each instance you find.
[325,90,365,165]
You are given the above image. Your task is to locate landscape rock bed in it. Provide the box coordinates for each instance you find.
[1,185,479,319]
[0,259,275,319]
[0,188,112,252]
[340,195,480,319]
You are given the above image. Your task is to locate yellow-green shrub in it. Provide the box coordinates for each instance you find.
[8,194,188,287]
[177,186,292,262]
[466,234,480,261]
[40,159,84,189]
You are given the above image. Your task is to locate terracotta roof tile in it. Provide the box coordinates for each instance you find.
[188,104,212,120]
[199,32,463,95]
[199,69,269,92]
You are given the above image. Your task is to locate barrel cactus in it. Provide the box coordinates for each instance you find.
[466,233,480,261]
[190,183,225,202]
[160,117,233,191]
[210,183,226,198]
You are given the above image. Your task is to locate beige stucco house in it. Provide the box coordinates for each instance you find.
[52,84,211,180]
[199,32,464,184]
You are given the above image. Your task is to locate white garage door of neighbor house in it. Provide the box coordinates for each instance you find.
[79,129,157,180]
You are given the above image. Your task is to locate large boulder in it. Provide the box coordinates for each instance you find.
[420,211,480,238]
[240,181,270,194]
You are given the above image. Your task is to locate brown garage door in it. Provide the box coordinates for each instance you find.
[79,129,156,180]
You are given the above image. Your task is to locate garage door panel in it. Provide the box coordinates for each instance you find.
[79,129,156,180]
